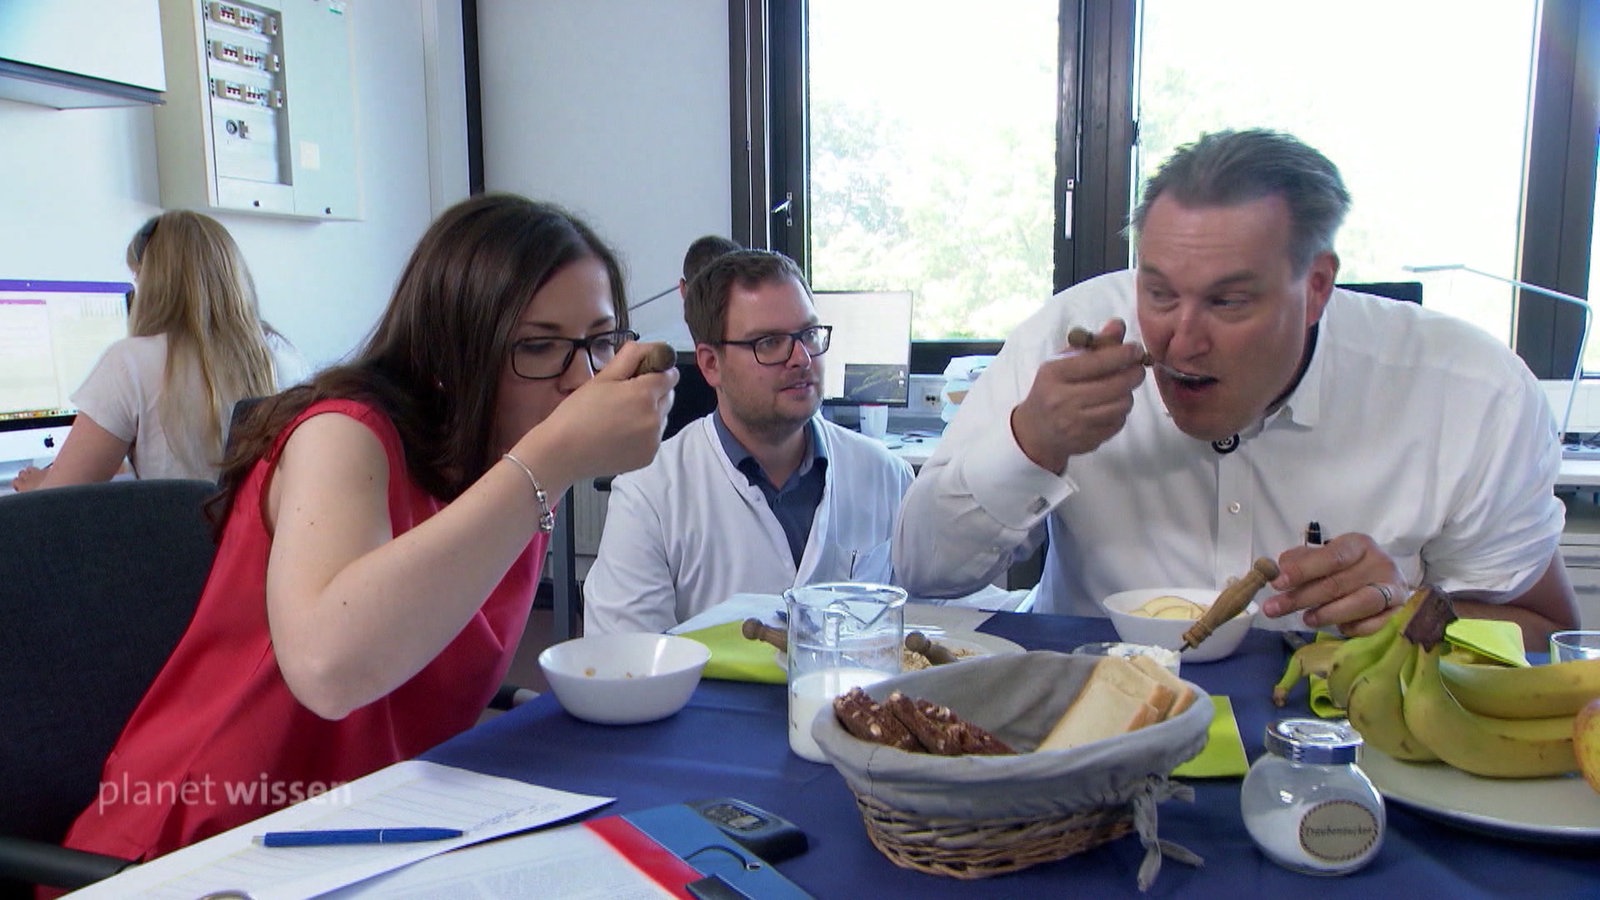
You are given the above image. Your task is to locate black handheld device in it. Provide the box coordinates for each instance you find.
[688,797,809,863]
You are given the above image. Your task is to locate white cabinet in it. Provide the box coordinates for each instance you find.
[1560,494,1600,628]
[155,0,360,220]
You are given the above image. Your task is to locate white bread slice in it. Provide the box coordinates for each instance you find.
[1094,656,1177,720]
[1037,660,1163,751]
[1129,654,1197,719]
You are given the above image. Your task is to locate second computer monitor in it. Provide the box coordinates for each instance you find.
[811,290,912,407]
[0,279,132,467]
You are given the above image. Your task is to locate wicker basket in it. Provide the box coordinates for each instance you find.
[811,652,1209,886]
[854,792,1135,879]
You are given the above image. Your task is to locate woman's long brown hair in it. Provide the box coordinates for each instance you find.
[207,194,628,531]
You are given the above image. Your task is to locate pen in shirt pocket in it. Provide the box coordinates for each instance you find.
[1304,521,1323,547]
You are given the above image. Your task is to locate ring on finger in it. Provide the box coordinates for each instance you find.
[1369,582,1395,610]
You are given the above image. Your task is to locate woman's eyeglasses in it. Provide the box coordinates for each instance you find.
[510,329,639,380]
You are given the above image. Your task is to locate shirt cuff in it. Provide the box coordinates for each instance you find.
[957,422,1075,531]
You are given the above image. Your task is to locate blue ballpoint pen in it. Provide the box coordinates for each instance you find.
[258,827,464,847]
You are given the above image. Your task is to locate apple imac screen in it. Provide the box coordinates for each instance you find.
[811,290,912,407]
[0,279,132,465]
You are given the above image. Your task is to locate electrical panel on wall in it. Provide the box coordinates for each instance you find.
[156,0,360,220]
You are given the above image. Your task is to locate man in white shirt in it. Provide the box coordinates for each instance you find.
[895,129,1578,649]
[585,250,913,634]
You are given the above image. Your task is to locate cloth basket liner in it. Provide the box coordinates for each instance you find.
[811,651,1211,820]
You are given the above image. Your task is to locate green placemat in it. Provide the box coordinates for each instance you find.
[1446,618,1529,667]
[1172,696,1248,778]
[681,620,786,684]
[1308,672,1344,718]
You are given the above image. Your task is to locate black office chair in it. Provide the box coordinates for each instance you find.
[665,354,717,440]
[594,356,716,496]
[0,479,219,897]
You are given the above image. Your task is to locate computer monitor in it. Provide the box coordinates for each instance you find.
[811,290,913,407]
[0,279,132,467]
[1337,281,1423,304]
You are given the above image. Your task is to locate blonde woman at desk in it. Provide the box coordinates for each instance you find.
[59,195,676,862]
[11,211,278,491]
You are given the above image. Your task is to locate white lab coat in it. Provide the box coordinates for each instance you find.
[583,414,915,634]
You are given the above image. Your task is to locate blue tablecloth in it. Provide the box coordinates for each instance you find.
[423,614,1597,898]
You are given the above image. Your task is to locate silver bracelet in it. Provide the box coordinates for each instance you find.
[501,452,555,533]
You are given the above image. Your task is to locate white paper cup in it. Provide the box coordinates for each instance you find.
[859,404,889,439]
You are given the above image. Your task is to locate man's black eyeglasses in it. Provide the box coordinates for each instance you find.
[718,325,832,366]
[511,329,639,380]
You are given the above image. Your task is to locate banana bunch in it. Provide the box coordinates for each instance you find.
[1327,586,1599,778]
[1336,589,1437,762]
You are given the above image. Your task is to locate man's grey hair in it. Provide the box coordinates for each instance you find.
[1129,129,1352,275]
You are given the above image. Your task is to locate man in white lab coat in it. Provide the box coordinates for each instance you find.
[584,250,913,634]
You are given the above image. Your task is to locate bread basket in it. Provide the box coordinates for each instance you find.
[811,651,1210,889]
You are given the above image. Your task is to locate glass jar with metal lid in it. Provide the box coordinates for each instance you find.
[1240,718,1385,875]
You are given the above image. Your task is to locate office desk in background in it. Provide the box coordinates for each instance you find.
[880,430,940,469]
[1557,456,1600,490]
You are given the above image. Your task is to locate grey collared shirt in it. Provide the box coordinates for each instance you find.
[713,412,828,567]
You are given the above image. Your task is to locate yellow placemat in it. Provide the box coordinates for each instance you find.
[1307,673,1344,718]
[1446,618,1529,667]
[680,620,786,684]
[1172,696,1249,779]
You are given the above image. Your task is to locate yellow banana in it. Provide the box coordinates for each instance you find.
[1442,645,1497,665]
[1486,714,1580,742]
[1272,638,1342,706]
[1402,643,1578,778]
[1438,655,1600,719]
[1326,589,1421,710]
[1344,629,1438,762]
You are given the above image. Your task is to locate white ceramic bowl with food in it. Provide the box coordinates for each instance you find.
[1098,588,1257,663]
[538,633,710,725]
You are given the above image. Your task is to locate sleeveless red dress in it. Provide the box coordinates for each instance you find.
[61,399,546,861]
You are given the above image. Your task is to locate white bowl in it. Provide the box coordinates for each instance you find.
[538,633,710,725]
[1098,587,1257,664]
[1071,641,1183,677]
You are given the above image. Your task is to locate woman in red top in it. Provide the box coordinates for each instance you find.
[61,194,677,861]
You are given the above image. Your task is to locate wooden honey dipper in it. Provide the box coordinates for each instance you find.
[1065,326,1155,367]
[1181,556,1280,650]
[632,341,677,377]
[741,617,787,653]
[904,631,958,666]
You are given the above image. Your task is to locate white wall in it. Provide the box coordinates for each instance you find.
[476,0,732,349]
[0,0,461,370]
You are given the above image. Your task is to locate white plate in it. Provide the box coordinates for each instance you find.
[912,631,1027,662]
[1361,747,1600,843]
[776,630,1025,670]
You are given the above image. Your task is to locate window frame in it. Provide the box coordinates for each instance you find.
[1518,0,1600,379]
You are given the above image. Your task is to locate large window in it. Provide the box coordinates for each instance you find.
[752,0,1598,378]
[1138,1,1537,350]
[806,1,1058,340]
